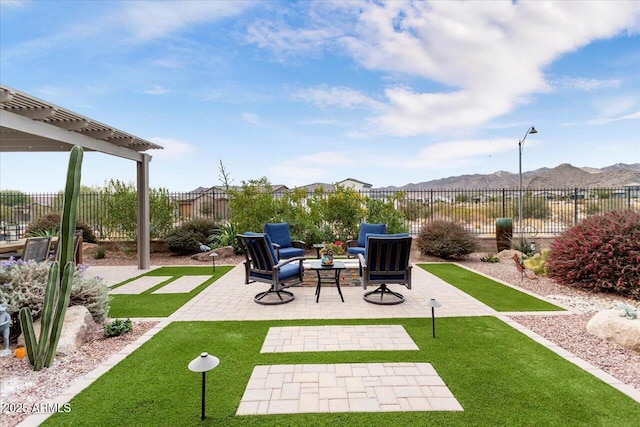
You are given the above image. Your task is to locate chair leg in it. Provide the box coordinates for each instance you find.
[363,284,404,305]
[254,286,295,305]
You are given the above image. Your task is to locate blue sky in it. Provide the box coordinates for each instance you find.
[1,0,639,193]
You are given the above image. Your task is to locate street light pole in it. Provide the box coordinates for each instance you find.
[518,126,537,234]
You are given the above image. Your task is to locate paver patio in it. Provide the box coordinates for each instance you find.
[18,262,639,426]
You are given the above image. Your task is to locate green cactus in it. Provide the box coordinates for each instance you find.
[19,146,83,370]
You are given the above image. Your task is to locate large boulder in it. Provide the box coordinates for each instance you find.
[586,308,640,351]
[191,246,235,262]
[18,305,96,356]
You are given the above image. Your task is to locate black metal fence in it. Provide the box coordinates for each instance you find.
[1,187,638,241]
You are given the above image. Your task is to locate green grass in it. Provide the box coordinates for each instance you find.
[419,263,564,312]
[108,266,233,317]
[44,317,639,426]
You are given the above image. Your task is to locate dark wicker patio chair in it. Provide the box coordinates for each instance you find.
[358,234,412,305]
[236,233,305,305]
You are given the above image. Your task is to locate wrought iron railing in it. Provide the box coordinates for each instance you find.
[1,187,637,241]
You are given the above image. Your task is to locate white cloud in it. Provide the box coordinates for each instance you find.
[292,86,384,110]
[585,110,640,125]
[285,1,640,137]
[144,85,169,95]
[268,151,356,186]
[550,77,622,92]
[119,1,257,40]
[148,137,195,161]
[404,139,518,169]
[241,112,261,125]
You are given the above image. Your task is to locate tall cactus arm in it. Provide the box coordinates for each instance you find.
[19,308,37,366]
[44,262,75,368]
[57,145,83,268]
[34,262,60,370]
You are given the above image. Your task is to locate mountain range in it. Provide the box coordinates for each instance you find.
[378,163,640,190]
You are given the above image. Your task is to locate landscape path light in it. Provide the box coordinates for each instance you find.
[188,352,220,420]
[518,126,538,235]
[426,298,442,338]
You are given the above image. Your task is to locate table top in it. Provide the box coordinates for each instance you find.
[312,243,325,248]
[310,261,346,270]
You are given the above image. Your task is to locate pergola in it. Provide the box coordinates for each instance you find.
[0,84,163,269]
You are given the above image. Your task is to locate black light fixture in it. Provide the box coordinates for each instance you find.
[188,352,220,420]
[426,298,442,337]
[518,126,538,234]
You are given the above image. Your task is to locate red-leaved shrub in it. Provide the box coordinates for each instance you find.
[547,210,640,299]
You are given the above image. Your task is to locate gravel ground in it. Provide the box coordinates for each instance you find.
[2,250,638,426]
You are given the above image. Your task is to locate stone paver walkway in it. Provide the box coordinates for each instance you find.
[109,276,171,294]
[152,275,210,294]
[261,325,419,353]
[237,362,463,415]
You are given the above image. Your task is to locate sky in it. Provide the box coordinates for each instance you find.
[1,0,639,193]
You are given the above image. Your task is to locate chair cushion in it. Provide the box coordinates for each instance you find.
[278,247,305,259]
[264,223,292,248]
[357,223,386,247]
[347,246,366,256]
[251,262,301,281]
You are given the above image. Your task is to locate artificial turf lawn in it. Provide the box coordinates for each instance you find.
[419,263,565,312]
[108,266,233,317]
[45,317,640,427]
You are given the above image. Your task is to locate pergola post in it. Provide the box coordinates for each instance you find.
[137,153,151,270]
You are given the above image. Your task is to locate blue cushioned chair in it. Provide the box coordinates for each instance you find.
[358,234,412,305]
[263,223,306,259]
[346,223,387,258]
[236,232,304,305]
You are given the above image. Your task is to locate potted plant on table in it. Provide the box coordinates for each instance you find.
[319,241,344,266]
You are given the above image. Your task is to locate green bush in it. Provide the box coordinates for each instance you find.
[0,259,110,323]
[25,212,97,243]
[104,318,132,337]
[416,220,479,259]
[165,218,220,255]
[480,253,500,263]
[94,245,106,259]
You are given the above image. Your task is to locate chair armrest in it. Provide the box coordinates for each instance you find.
[291,240,306,249]
[274,256,306,269]
[271,242,281,249]
[357,253,367,269]
[345,239,358,248]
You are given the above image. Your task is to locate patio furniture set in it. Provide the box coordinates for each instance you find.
[236,223,412,306]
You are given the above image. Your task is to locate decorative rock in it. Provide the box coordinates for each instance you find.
[191,246,235,262]
[497,249,524,260]
[586,308,640,351]
[18,306,96,356]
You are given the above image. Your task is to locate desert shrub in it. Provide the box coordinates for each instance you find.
[0,259,111,323]
[524,249,550,276]
[94,245,106,259]
[208,223,240,253]
[25,213,97,243]
[510,236,535,256]
[480,253,500,263]
[104,318,132,337]
[165,218,220,255]
[547,210,640,298]
[416,220,479,259]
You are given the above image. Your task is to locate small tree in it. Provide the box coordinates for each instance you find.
[365,192,408,234]
[227,177,276,233]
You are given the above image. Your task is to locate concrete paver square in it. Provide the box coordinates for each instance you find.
[152,275,210,293]
[237,363,462,415]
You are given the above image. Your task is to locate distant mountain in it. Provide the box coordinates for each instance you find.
[377,163,640,190]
